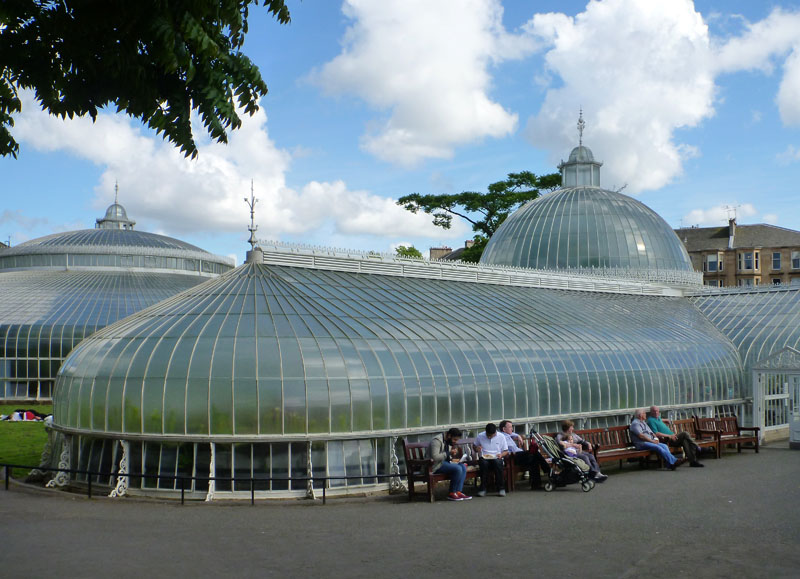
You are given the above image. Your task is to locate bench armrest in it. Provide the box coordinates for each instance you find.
[696,428,720,438]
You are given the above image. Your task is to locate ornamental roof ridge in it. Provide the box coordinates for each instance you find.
[258,240,700,295]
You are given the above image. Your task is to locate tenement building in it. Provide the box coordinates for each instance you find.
[677,218,800,287]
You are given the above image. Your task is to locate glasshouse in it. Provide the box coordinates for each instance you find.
[36,133,800,501]
[0,198,234,400]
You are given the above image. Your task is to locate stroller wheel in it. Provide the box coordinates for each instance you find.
[581,481,593,492]
[544,481,555,492]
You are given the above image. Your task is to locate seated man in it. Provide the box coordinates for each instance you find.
[555,420,608,482]
[630,409,683,470]
[647,406,704,468]
[429,427,473,501]
[473,423,509,497]
[499,420,549,489]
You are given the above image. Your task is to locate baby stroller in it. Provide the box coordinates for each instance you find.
[531,431,595,492]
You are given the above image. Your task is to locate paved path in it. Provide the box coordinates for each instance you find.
[2,443,799,578]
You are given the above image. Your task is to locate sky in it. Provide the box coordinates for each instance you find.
[2,0,800,265]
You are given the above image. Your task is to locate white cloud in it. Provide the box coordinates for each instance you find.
[313,0,537,167]
[762,213,779,224]
[521,2,800,194]
[13,91,461,243]
[713,8,800,73]
[777,145,800,164]
[777,48,800,125]
[683,203,757,227]
[714,7,800,126]
[524,0,715,193]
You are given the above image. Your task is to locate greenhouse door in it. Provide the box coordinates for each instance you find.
[752,347,800,441]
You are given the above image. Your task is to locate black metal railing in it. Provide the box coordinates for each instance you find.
[1,462,407,505]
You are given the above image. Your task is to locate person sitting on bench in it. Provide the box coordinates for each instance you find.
[473,423,509,497]
[429,427,473,501]
[647,406,704,467]
[499,420,549,490]
[555,419,608,482]
[630,409,683,470]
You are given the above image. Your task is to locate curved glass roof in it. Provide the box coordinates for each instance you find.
[7,229,210,253]
[1,270,214,399]
[692,287,800,373]
[480,187,694,274]
[53,261,742,439]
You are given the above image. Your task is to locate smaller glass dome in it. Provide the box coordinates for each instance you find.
[97,202,135,230]
[105,203,128,220]
[568,145,595,163]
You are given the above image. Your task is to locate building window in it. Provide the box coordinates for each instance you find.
[773,252,782,270]
[737,278,754,287]
[773,278,782,285]
[705,280,719,287]
[793,251,800,269]
[738,251,759,271]
[703,253,723,272]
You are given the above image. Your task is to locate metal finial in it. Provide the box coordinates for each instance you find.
[577,108,585,147]
[114,181,119,204]
[244,179,259,251]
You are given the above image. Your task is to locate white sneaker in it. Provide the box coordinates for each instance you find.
[477,489,487,497]
[498,489,506,497]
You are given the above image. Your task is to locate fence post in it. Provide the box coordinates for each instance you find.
[180,477,185,505]
[251,478,255,505]
[87,475,92,499]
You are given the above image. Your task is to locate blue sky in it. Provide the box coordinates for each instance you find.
[2,0,800,264]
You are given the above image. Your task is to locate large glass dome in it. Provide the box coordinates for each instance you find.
[480,142,693,279]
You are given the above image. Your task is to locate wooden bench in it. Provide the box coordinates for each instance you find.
[541,427,655,469]
[403,437,520,500]
[402,438,480,502]
[695,416,759,455]
[577,426,657,468]
[665,418,721,459]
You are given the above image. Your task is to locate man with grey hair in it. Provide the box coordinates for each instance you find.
[630,409,683,470]
[647,406,704,467]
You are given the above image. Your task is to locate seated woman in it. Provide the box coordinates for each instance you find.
[555,420,608,482]
[429,427,473,501]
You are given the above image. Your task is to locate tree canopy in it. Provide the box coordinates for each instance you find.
[0,0,291,159]
[395,245,423,259]
[397,170,561,262]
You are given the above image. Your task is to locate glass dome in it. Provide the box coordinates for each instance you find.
[480,187,694,273]
[1,203,235,401]
[480,139,692,278]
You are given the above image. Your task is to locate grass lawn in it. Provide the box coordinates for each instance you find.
[0,404,53,478]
